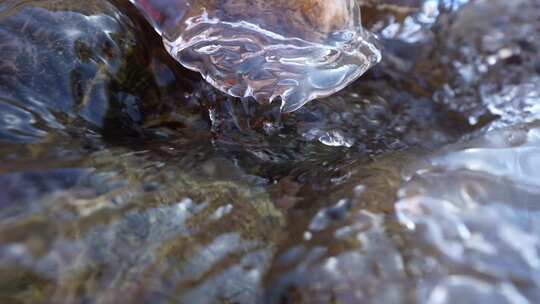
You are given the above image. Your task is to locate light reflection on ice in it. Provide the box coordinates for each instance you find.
[130,0,381,111]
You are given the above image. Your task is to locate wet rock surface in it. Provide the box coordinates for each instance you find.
[397,122,540,303]
[0,0,539,303]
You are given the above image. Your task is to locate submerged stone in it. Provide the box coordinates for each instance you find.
[397,122,540,303]
[0,0,164,143]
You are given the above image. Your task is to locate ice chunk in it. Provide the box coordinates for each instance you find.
[131,0,381,111]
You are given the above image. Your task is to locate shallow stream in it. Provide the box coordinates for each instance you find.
[0,0,539,303]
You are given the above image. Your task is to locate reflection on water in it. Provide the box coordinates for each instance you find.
[397,123,540,303]
[0,0,539,303]
[0,146,284,303]
[0,0,147,143]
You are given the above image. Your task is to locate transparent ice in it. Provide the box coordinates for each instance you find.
[130,0,381,111]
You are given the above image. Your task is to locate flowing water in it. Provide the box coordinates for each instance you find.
[0,0,539,303]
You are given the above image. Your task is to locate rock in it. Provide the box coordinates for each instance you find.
[0,0,160,143]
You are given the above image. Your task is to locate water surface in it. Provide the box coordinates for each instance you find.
[0,0,539,303]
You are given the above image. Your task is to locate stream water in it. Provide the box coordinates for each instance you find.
[0,0,539,303]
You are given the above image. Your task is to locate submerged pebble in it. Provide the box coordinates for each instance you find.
[0,0,161,142]
[397,122,540,303]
